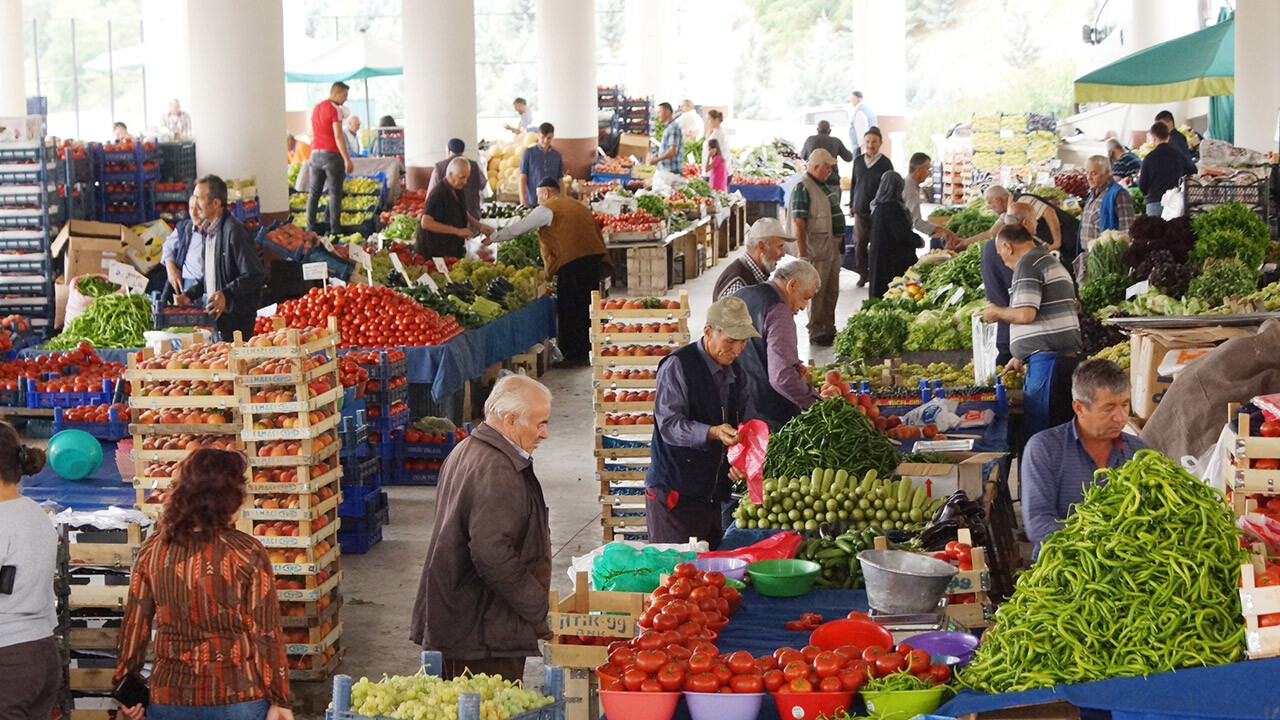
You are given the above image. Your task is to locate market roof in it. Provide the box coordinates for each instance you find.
[1073,17,1233,104]
[284,30,402,83]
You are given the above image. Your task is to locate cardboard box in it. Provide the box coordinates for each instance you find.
[50,220,146,283]
[616,133,650,162]
[0,116,43,143]
[1129,326,1253,420]
[896,451,1006,499]
[561,667,599,720]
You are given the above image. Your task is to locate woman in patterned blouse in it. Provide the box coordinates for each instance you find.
[115,449,293,720]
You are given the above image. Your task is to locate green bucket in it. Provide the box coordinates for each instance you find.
[861,687,946,720]
[745,559,821,597]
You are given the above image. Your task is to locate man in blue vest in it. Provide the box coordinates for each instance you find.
[645,297,759,548]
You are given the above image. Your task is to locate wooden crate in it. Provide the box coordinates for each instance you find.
[873,527,994,629]
[544,572,643,669]
[1241,541,1280,659]
[66,523,144,569]
[696,218,714,272]
[1225,407,1280,511]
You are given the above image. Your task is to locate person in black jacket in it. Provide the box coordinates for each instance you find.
[177,174,266,341]
[1138,122,1197,217]
[847,127,893,284]
[867,171,922,299]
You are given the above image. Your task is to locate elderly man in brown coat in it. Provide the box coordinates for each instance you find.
[410,374,553,680]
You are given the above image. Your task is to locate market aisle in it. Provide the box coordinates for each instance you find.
[335,249,869,694]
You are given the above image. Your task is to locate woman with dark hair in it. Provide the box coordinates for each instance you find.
[868,171,922,299]
[115,449,293,720]
[0,421,58,720]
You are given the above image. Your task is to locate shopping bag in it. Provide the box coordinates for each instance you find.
[726,419,769,503]
[697,530,803,563]
[971,315,998,384]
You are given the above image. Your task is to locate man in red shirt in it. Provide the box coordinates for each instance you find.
[306,82,354,234]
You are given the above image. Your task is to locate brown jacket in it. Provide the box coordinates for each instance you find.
[409,422,552,658]
[539,194,610,276]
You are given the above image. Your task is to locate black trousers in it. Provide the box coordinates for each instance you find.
[216,312,256,343]
[556,254,602,363]
[645,487,723,549]
[307,150,344,233]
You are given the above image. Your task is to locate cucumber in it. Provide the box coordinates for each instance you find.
[822,468,835,493]
[898,478,913,505]
[832,469,849,493]
[911,485,929,510]
[811,468,824,488]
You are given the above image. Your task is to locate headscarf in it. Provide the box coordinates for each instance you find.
[870,171,906,214]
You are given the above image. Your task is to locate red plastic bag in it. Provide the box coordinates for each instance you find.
[697,531,803,563]
[726,419,770,503]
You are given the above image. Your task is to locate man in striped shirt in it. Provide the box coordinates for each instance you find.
[982,224,1082,437]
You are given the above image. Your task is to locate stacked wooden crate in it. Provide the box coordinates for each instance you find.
[590,291,690,543]
[1224,405,1280,659]
[232,321,345,681]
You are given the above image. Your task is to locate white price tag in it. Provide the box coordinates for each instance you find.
[107,261,148,293]
[1125,280,1150,299]
[320,236,335,253]
[347,243,370,264]
[1036,171,1051,186]
[417,272,440,292]
[946,286,966,307]
[432,257,449,274]
[329,277,347,287]
[256,303,278,317]
[302,262,329,281]
[389,252,408,279]
[999,129,1015,138]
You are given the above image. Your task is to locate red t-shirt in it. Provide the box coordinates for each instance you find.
[310,100,341,153]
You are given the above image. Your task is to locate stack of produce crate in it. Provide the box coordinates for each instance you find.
[232,321,344,679]
[59,520,147,720]
[1224,404,1280,659]
[126,335,240,518]
[543,571,643,720]
[293,174,384,234]
[0,127,62,333]
[351,349,409,485]
[589,290,690,543]
[96,139,158,224]
[371,125,403,160]
[597,85,622,155]
[398,417,469,487]
[155,142,196,224]
[59,140,95,221]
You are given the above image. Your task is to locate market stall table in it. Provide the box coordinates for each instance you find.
[22,441,133,511]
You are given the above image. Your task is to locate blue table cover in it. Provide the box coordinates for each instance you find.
[23,441,132,511]
[729,183,786,204]
[714,587,870,658]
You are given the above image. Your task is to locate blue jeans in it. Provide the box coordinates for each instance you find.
[1145,201,1163,218]
[1023,352,1079,439]
[149,700,269,720]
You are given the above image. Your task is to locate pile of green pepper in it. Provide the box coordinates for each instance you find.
[43,293,152,349]
[959,450,1248,693]
[761,397,902,481]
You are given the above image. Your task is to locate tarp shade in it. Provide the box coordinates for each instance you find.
[285,31,402,83]
[1073,18,1234,104]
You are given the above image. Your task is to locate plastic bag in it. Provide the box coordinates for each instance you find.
[726,419,769,503]
[66,274,120,326]
[1239,510,1280,552]
[589,542,697,592]
[697,531,803,563]
[971,315,998,384]
[1180,425,1231,492]
[650,170,685,196]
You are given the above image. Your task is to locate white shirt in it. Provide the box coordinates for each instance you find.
[903,175,938,236]
[199,216,221,297]
[852,105,871,149]
[492,205,553,243]
[675,111,704,141]
[517,109,534,133]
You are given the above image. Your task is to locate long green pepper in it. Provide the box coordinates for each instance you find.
[958,450,1248,693]
[43,293,152,349]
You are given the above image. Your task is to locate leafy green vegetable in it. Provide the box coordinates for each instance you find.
[685,178,712,197]
[945,205,998,238]
[1080,273,1129,314]
[905,309,970,351]
[1190,202,1270,269]
[496,230,542,268]
[834,309,909,362]
[382,214,420,241]
[1186,258,1260,307]
[635,194,669,219]
[923,243,984,293]
[762,398,902,482]
[1086,234,1129,279]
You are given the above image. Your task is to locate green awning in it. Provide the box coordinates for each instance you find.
[1074,18,1233,104]
[285,32,402,84]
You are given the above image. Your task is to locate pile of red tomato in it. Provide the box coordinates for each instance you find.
[255,286,462,348]
[929,541,978,605]
[62,403,128,423]
[0,342,124,393]
[404,427,468,444]
[594,210,661,234]
[337,356,370,390]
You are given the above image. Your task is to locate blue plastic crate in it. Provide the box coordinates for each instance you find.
[254,220,309,261]
[0,275,53,297]
[25,377,115,409]
[336,525,382,555]
[341,455,380,486]
[0,140,55,163]
[363,382,407,408]
[151,293,215,329]
[368,405,409,433]
[600,436,651,450]
[338,504,384,538]
[364,433,400,461]
[336,413,368,450]
[0,228,52,252]
[301,245,355,282]
[347,351,406,380]
[338,483,381,518]
[0,386,22,407]
[229,197,260,222]
[158,142,196,182]
[52,406,129,441]
[389,465,439,486]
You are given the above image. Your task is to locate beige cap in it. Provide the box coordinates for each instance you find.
[706,297,761,341]
[747,216,796,242]
[806,148,837,166]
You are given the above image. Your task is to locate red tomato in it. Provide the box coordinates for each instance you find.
[657,663,685,691]
[634,649,667,673]
[819,677,843,692]
[710,663,732,685]
[875,653,907,677]
[726,651,755,675]
[862,646,887,663]
[688,653,713,674]
[729,674,764,693]
[812,652,842,678]
[762,669,786,691]
[928,663,952,685]
[639,679,663,693]
[622,668,647,691]
[838,664,868,692]
[782,660,809,682]
[686,672,720,694]
[906,650,932,675]
[787,677,813,693]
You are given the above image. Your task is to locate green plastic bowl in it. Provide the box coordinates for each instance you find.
[861,687,946,720]
[746,559,821,597]
[724,577,746,590]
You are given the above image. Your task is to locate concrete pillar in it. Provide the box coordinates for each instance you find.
[142,0,190,134]
[851,0,906,163]
[1234,0,1280,153]
[402,0,477,190]
[184,0,288,213]
[625,0,676,104]
[0,0,25,117]
[536,0,596,178]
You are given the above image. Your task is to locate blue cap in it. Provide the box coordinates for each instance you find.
[447,138,465,153]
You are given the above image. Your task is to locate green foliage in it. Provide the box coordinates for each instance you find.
[1186,259,1261,307]
[834,309,910,362]
[1079,273,1129,314]
[786,16,855,108]
[1189,202,1271,270]
[1086,235,1129,279]
[743,0,854,55]
[923,243,984,292]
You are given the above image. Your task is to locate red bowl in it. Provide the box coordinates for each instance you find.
[770,690,855,720]
[596,664,621,686]
[808,618,894,653]
[599,690,681,720]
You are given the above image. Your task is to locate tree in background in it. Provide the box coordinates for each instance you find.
[785,16,854,109]
[474,0,536,118]
[906,0,958,32]
[1001,0,1042,68]
[733,25,772,120]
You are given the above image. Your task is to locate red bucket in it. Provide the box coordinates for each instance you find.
[770,690,855,720]
[599,691,681,720]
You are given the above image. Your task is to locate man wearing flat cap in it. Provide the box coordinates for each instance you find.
[645,297,759,548]
[489,177,609,367]
[428,138,487,218]
[790,148,845,346]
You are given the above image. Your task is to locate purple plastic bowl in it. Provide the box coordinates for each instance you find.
[904,631,979,666]
[684,691,764,720]
[692,557,748,581]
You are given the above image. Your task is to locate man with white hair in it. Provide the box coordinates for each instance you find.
[160,98,191,139]
[646,297,758,547]
[428,138,487,218]
[733,260,823,430]
[411,374,553,680]
[343,113,363,157]
[955,185,1076,267]
[419,156,494,258]
[1079,154,1135,250]
[713,218,791,301]
[674,99,704,140]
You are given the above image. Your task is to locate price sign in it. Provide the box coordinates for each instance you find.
[417,272,439,292]
[347,243,373,278]
[1036,171,1051,186]
[1126,280,1150,299]
[389,252,409,279]
[256,303,278,318]
[329,277,347,287]
[107,261,148,293]
[373,233,385,252]
[320,236,335,253]
[302,262,329,281]
[946,286,967,307]
[432,257,449,274]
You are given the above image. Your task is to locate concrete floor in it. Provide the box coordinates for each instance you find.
[324,249,872,704]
